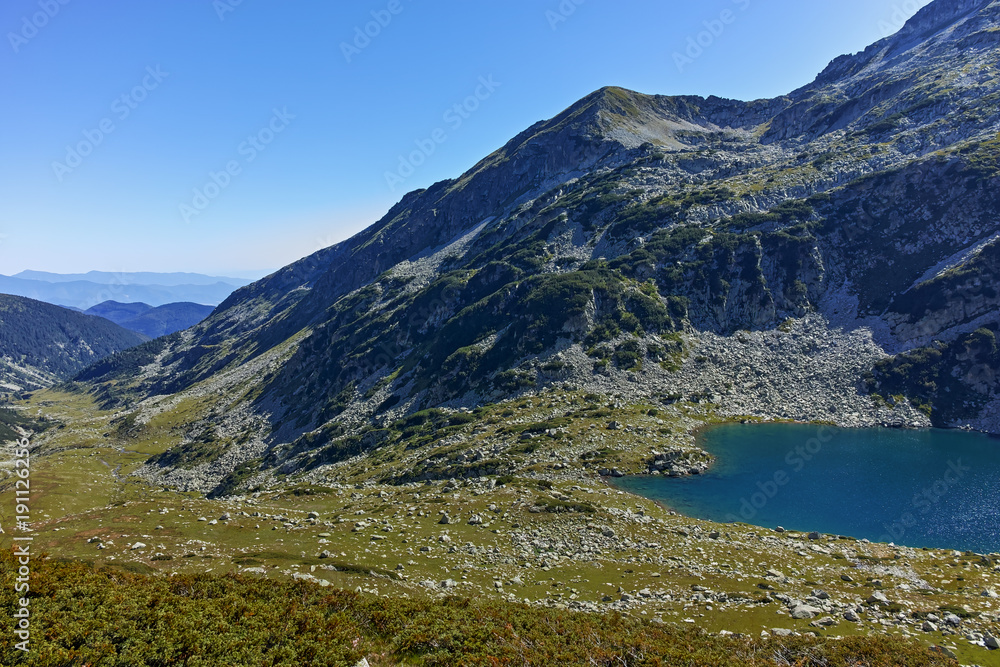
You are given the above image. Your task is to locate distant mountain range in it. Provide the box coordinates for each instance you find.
[86,300,215,339]
[0,294,146,391]
[11,270,256,287]
[0,271,256,310]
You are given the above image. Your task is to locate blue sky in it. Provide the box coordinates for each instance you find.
[0,0,931,277]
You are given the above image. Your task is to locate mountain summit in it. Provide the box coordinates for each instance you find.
[76,0,1000,495]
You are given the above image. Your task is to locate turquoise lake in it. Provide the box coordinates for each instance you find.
[614,423,1000,554]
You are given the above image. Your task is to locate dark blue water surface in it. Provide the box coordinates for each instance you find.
[614,423,1000,553]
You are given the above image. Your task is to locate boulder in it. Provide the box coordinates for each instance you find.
[866,591,889,605]
[790,604,822,619]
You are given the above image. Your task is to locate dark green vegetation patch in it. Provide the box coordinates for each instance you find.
[0,551,957,667]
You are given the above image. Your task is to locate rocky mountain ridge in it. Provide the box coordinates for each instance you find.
[67,0,1000,495]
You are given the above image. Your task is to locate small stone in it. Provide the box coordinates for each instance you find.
[841,574,854,582]
[922,621,939,633]
[131,542,147,550]
[807,531,820,540]
[843,610,860,622]
[985,635,1000,650]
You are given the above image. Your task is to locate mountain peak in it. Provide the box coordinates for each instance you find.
[538,86,723,150]
[804,0,998,93]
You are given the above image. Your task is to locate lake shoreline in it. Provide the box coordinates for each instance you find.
[612,422,1000,554]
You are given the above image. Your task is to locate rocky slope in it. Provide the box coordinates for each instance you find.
[71,0,1000,494]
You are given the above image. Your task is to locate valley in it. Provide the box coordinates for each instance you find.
[3,0,1000,664]
[6,382,1000,665]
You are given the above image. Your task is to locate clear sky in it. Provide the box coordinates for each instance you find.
[0,0,931,277]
